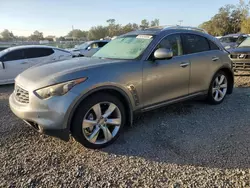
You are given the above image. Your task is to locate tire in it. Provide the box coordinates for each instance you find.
[207,71,228,105]
[71,93,125,149]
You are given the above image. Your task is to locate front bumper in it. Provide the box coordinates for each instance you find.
[9,88,78,141]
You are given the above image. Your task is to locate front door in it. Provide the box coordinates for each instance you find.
[0,49,28,84]
[142,34,190,108]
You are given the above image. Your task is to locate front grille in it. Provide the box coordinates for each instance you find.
[233,62,250,70]
[230,54,250,59]
[15,85,29,104]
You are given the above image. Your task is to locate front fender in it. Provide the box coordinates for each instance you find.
[63,83,136,132]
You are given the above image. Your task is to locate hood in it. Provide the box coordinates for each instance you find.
[16,57,124,90]
[230,47,250,55]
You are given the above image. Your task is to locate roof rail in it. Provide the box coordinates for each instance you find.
[144,25,178,30]
[164,26,208,33]
[142,25,208,34]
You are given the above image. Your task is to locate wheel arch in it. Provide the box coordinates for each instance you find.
[66,86,134,132]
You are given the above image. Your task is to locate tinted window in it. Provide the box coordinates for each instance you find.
[98,42,108,48]
[157,34,183,56]
[2,50,25,61]
[209,40,220,50]
[24,48,54,59]
[219,37,238,43]
[182,34,210,54]
[90,43,99,49]
[237,36,247,44]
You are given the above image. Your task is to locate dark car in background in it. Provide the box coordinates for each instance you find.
[69,40,110,57]
[230,37,250,71]
[219,33,248,50]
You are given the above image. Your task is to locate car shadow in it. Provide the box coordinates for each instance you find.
[103,88,250,169]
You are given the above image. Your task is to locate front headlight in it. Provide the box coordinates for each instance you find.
[34,77,87,99]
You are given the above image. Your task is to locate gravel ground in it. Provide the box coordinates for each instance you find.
[1,76,250,187]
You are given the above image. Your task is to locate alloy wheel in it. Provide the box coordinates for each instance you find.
[212,74,228,102]
[82,102,122,145]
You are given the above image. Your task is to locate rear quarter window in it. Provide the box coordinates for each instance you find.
[182,34,210,54]
[24,48,54,59]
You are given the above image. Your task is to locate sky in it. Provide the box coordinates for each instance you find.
[0,0,241,37]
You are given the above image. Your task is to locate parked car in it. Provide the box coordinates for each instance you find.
[219,33,248,50]
[229,36,250,71]
[0,45,72,85]
[69,40,110,57]
[9,26,234,149]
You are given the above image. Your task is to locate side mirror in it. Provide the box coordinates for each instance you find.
[87,46,91,51]
[0,61,4,69]
[154,48,173,60]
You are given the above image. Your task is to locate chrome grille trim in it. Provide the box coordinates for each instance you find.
[15,84,29,104]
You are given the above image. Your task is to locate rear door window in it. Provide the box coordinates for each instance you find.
[2,50,25,61]
[182,34,210,54]
[24,48,54,59]
[90,43,99,49]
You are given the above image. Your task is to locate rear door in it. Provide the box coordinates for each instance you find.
[0,49,27,83]
[181,34,223,94]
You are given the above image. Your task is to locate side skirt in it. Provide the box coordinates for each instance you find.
[141,91,207,113]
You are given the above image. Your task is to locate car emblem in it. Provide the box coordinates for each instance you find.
[239,54,246,59]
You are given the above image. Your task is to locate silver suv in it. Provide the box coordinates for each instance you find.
[9,26,234,149]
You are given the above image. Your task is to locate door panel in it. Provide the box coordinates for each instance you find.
[0,49,27,83]
[143,56,190,107]
[181,33,224,94]
[186,51,222,93]
[0,59,29,83]
[142,34,190,107]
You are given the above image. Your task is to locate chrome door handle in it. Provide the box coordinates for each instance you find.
[180,62,190,68]
[212,57,219,61]
[21,62,28,64]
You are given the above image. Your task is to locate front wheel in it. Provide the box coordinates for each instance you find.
[207,71,228,104]
[71,93,125,149]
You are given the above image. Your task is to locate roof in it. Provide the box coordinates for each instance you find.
[91,40,110,43]
[6,45,57,51]
[122,26,208,36]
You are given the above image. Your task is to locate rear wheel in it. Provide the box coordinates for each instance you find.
[207,71,228,104]
[71,93,125,149]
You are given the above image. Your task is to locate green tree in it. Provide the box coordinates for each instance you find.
[29,30,43,41]
[88,26,109,40]
[151,19,160,27]
[140,19,149,29]
[121,23,138,34]
[1,29,15,41]
[241,17,250,33]
[200,0,250,36]
[67,29,88,39]
[106,19,123,37]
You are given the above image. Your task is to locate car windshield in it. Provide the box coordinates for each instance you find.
[76,42,92,50]
[93,35,154,60]
[238,37,250,47]
[219,36,238,43]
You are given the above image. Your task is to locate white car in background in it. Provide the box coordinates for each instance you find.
[0,45,73,85]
